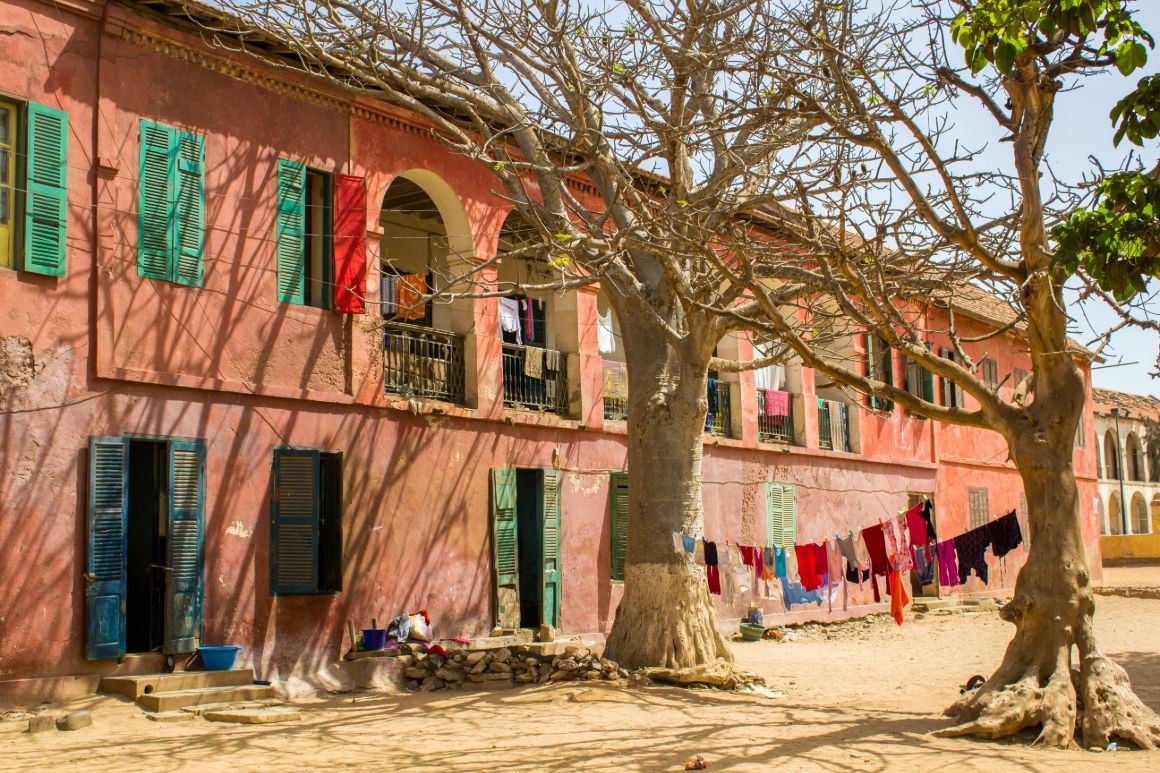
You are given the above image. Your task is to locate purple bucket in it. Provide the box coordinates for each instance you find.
[363,629,388,650]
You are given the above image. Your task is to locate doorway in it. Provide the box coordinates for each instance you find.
[126,440,167,653]
[908,492,938,598]
[490,468,561,632]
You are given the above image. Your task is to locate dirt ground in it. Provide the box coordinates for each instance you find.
[4,589,1160,771]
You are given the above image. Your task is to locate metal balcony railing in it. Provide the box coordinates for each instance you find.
[383,322,466,404]
[817,398,853,452]
[757,389,794,444]
[502,344,569,416]
[705,378,732,438]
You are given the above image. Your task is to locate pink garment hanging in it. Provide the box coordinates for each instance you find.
[765,389,790,417]
[893,515,914,574]
[936,540,960,587]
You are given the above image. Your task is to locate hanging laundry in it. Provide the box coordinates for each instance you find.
[762,547,774,581]
[936,540,960,587]
[394,273,429,320]
[954,526,992,584]
[704,540,721,595]
[764,389,790,417]
[719,546,739,605]
[597,308,616,354]
[681,534,696,554]
[785,546,800,584]
[904,502,929,547]
[693,538,705,566]
[887,517,914,574]
[543,348,560,373]
[499,297,522,343]
[860,524,890,577]
[779,577,824,608]
[812,541,829,587]
[826,538,848,613]
[671,531,684,555]
[524,346,544,379]
[987,510,1023,558]
[795,544,823,591]
[773,545,787,579]
[602,361,628,401]
[911,544,936,585]
[889,570,909,625]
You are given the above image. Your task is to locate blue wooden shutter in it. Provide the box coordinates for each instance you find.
[172,131,204,286]
[138,121,174,280]
[490,468,519,625]
[270,448,320,595]
[165,438,205,654]
[276,160,306,303]
[86,436,127,660]
[541,469,561,628]
[609,471,628,581]
[23,103,68,276]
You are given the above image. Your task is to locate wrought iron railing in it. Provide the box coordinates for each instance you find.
[383,322,466,404]
[817,398,853,452]
[602,360,628,421]
[502,344,569,416]
[705,378,732,437]
[757,390,794,444]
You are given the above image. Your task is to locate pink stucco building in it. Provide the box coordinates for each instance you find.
[0,0,1102,703]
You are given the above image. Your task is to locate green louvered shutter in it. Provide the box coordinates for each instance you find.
[270,448,320,595]
[541,469,561,628]
[766,482,797,547]
[490,468,519,627]
[276,159,306,303]
[165,438,205,654]
[172,131,204,286]
[784,484,798,545]
[138,122,174,280]
[86,436,127,660]
[609,471,629,581]
[23,103,68,276]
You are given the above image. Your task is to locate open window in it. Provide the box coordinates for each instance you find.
[276,161,335,309]
[270,448,343,595]
[1,98,68,276]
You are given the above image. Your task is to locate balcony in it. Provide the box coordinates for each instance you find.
[757,389,794,444]
[705,378,732,438]
[818,398,853,452]
[502,344,569,416]
[383,322,466,404]
[602,360,628,422]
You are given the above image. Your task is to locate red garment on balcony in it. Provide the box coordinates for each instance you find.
[764,389,790,417]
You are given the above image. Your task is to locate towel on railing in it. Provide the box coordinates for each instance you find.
[603,362,628,400]
[543,348,560,373]
[764,389,790,417]
[524,346,544,379]
[386,273,427,321]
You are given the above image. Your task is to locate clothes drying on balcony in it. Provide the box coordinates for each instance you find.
[499,297,522,343]
[763,389,790,417]
[524,346,543,378]
[381,272,429,321]
[597,308,616,354]
[602,362,628,401]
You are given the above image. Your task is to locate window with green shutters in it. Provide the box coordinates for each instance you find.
[276,160,334,308]
[138,120,203,285]
[270,447,344,596]
[0,99,68,276]
[766,482,797,546]
[609,471,629,581]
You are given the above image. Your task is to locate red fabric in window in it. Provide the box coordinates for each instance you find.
[333,174,367,313]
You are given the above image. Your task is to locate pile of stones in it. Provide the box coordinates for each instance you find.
[401,645,630,692]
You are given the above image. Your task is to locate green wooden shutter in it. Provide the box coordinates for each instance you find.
[86,436,127,660]
[165,438,205,654]
[138,121,174,280]
[276,159,306,303]
[609,471,628,581]
[766,482,797,546]
[172,131,204,286]
[784,484,798,544]
[271,448,320,595]
[490,468,519,626]
[541,469,561,628]
[23,103,68,276]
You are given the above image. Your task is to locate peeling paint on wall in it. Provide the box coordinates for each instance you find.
[0,336,35,391]
[225,520,253,538]
[568,471,604,495]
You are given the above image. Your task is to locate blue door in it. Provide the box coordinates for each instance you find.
[164,439,205,654]
[86,437,127,660]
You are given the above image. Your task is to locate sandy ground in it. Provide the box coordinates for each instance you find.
[4,591,1160,772]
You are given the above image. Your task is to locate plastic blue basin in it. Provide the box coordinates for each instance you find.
[199,645,241,671]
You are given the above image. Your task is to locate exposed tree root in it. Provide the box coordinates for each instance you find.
[1079,652,1160,750]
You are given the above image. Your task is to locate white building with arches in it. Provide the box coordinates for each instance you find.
[1093,388,1160,560]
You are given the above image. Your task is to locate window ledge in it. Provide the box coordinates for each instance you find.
[503,410,579,430]
[383,396,475,419]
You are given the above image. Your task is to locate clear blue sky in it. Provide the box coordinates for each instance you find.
[945,2,1160,397]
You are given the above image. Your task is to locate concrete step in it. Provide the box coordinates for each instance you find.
[100,669,255,700]
[138,684,275,713]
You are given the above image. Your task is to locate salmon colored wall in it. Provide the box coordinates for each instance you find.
[0,0,1100,702]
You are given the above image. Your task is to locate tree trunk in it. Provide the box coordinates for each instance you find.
[603,322,733,669]
[938,415,1160,748]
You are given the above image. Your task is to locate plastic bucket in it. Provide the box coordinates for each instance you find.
[199,645,241,671]
[363,629,388,650]
[739,623,766,642]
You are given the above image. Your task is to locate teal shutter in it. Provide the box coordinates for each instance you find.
[541,469,561,628]
[23,103,68,276]
[138,121,174,280]
[490,468,519,626]
[172,131,204,286]
[165,439,205,654]
[276,159,306,303]
[609,471,628,581]
[86,436,127,660]
[271,448,320,595]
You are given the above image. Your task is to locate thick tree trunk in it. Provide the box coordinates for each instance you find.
[603,323,733,669]
[938,411,1160,748]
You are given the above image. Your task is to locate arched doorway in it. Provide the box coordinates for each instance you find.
[1108,493,1123,535]
[1126,433,1145,481]
[1130,492,1150,535]
[379,174,474,404]
[1104,430,1121,481]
